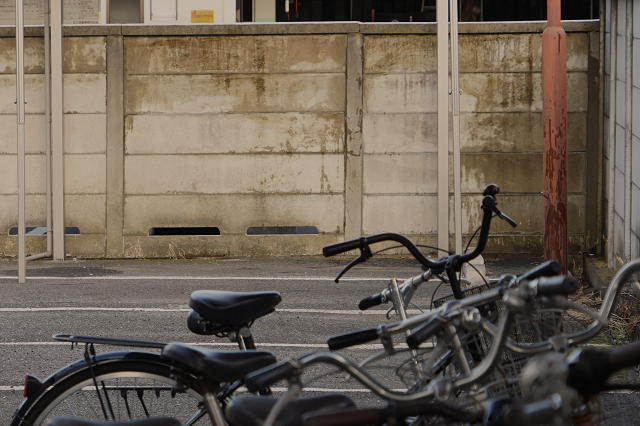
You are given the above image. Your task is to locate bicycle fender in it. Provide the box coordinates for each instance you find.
[10,351,169,426]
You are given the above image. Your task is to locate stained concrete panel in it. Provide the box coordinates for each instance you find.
[0,75,46,114]
[123,194,344,234]
[460,153,585,194]
[0,154,46,194]
[125,74,345,114]
[364,35,438,73]
[0,37,106,74]
[124,154,344,195]
[125,35,346,74]
[0,113,105,154]
[363,73,437,113]
[121,234,338,258]
[125,113,344,154]
[0,114,46,153]
[460,112,586,153]
[0,74,105,114]
[458,34,542,72]
[64,74,107,113]
[457,194,585,234]
[0,194,48,230]
[64,154,106,194]
[65,195,107,233]
[362,195,438,234]
[461,72,587,113]
[362,113,437,153]
[363,153,438,194]
[65,114,107,153]
[65,234,107,258]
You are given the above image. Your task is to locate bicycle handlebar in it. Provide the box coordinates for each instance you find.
[567,339,640,394]
[357,293,385,310]
[245,360,298,393]
[323,185,517,283]
[327,328,380,351]
[517,259,561,282]
[535,275,578,296]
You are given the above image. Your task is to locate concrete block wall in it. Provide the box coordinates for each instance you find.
[0,21,599,259]
[0,34,107,257]
[602,0,640,266]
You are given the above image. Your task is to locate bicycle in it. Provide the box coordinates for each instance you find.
[12,290,284,426]
[236,259,640,426]
[12,185,547,426]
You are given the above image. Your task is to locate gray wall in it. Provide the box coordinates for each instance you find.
[0,21,599,259]
[603,0,640,267]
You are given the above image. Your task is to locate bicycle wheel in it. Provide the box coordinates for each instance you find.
[20,360,208,426]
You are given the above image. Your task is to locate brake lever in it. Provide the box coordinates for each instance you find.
[335,245,373,283]
[492,206,517,228]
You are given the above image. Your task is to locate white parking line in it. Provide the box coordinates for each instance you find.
[0,275,397,281]
[0,307,426,315]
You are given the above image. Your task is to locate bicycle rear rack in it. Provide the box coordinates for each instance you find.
[53,333,166,349]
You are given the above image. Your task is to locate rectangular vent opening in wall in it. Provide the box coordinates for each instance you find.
[148,227,221,236]
[9,227,80,236]
[246,226,319,235]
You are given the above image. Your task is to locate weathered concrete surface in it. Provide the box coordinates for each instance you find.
[125,35,347,74]
[0,23,599,258]
[125,113,344,154]
[123,194,344,234]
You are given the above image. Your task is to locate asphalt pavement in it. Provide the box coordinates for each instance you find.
[0,255,543,423]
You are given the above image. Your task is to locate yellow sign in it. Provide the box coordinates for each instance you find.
[191,10,213,22]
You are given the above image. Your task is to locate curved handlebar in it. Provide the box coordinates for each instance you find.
[245,360,298,393]
[358,293,385,310]
[323,185,518,283]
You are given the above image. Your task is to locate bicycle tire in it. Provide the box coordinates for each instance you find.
[20,360,208,426]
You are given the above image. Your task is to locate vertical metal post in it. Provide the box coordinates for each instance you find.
[51,0,65,260]
[606,0,617,268]
[436,0,449,253]
[26,0,53,262]
[449,0,462,256]
[542,0,568,273]
[45,0,52,255]
[15,0,26,283]
[624,0,633,262]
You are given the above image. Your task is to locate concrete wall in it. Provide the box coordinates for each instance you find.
[0,21,599,259]
[602,0,640,267]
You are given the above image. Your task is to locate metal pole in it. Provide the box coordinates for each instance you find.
[26,0,53,262]
[606,0,617,268]
[51,0,65,260]
[624,0,632,262]
[542,0,568,273]
[449,0,462,256]
[436,0,449,253]
[15,0,26,283]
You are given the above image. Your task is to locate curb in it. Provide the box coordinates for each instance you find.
[583,254,640,298]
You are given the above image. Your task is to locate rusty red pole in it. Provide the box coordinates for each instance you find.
[542,0,568,273]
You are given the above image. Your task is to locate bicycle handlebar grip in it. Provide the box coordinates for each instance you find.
[323,239,362,257]
[244,360,297,392]
[406,319,444,349]
[327,328,379,350]
[303,408,380,426]
[358,293,384,310]
[518,260,562,282]
[500,212,518,228]
[535,275,578,296]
